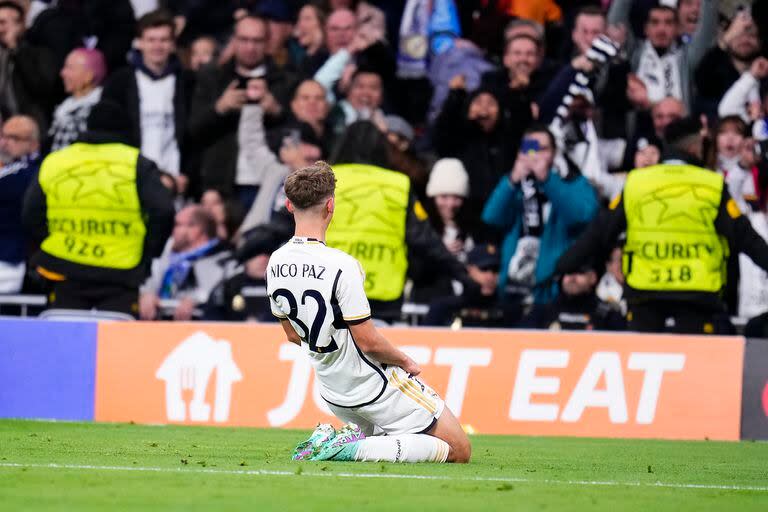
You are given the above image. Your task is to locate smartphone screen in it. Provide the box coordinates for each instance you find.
[520,138,540,154]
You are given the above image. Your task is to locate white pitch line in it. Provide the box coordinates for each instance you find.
[1,462,766,493]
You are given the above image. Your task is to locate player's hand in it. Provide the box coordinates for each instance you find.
[215,81,247,114]
[401,356,421,377]
[139,293,159,320]
[750,57,768,80]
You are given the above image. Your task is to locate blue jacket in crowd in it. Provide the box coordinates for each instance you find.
[0,153,41,264]
[482,170,599,304]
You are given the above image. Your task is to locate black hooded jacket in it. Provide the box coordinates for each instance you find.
[432,87,522,222]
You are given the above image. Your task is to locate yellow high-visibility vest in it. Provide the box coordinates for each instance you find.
[622,163,728,292]
[326,163,410,301]
[38,142,147,269]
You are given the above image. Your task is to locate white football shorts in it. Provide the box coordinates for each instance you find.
[326,366,445,436]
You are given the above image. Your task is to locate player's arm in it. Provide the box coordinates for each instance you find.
[337,258,421,374]
[279,319,302,346]
[268,270,301,345]
[348,320,421,375]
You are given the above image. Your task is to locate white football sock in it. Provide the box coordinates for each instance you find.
[353,434,449,463]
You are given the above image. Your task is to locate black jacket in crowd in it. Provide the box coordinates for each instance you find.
[556,152,768,310]
[22,131,175,288]
[0,42,59,132]
[694,46,743,119]
[101,56,196,173]
[187,58,298,196]
[433,88,521,222]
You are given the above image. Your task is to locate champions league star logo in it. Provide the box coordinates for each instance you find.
[47,163,134,204]
[635,184,721,228]
[335,183,407,233]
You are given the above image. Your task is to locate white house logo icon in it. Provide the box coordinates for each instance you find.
[156,331,243,423]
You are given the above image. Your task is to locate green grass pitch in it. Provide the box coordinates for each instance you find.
[1,420,767,511]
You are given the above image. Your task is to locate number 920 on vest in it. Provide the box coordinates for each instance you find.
[38,143,148,269]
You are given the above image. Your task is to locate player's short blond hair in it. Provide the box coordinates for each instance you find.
[284,161,336,210]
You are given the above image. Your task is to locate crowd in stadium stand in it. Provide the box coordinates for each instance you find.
[1,0,768,333]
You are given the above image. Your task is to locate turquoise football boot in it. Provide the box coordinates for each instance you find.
[292,423,336,461]
[311,423,365,461]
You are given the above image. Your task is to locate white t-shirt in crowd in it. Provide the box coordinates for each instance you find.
[137,70,180,175]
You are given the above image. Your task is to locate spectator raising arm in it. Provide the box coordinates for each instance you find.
[719,57,768,122]
[682,0,718,76]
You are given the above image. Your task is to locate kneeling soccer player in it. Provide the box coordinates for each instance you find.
[266,161,471,463]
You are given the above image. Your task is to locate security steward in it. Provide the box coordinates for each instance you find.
[556,117,768,334]
[324,159,477,321]
[22,100,175,316]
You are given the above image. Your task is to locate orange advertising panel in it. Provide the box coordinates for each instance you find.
[94,324,744,440]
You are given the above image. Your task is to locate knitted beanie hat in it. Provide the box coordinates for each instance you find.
[426,158,470,198]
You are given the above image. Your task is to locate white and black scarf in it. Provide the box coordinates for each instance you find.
[636,41,682,103]
[49,87,102,151]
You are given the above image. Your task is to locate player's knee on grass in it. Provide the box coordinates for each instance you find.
[429,407,471,463]
[447,430,471,463]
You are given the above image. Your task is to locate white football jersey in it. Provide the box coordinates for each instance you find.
[267,236,386,407]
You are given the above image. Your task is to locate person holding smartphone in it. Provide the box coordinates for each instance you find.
[189,14,294,204]
[482,124,599,316]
